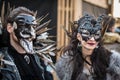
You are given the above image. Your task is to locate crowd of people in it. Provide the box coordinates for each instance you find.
[0,3,120,80]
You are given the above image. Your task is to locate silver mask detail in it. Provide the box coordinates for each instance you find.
[19,26,36,54]
[20,39,34,54]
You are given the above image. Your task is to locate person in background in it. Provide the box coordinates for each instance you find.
[0,7,53,80]
[105,16,120,34]
[106,16,120,34]
[115,26,120,34]
[103,16,120,44]
[106,16,116,32]
[55,14,120,80]
[103,16,120,52]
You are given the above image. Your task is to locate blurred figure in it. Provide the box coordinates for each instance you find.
[106,16,115,32]
[103,16,120,52]
[103,16,120,44]
[0,18,2,35]
[115,26,120,34]
[105,16,120,34]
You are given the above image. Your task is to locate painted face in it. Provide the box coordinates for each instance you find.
[13,14,37,54]
[78,14,102,42]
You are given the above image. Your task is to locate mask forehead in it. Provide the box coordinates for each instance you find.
[15,14,37,25]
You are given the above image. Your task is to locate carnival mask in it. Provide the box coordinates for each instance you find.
[13,14,37,54]
[78,14,104,42]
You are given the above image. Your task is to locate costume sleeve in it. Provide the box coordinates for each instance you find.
[55,54,73,80]
[108,50,120,79]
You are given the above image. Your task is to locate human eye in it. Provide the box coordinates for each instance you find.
[81,29,90,37]
[94,31,101,38]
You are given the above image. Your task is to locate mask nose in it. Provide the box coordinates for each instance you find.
[89,36,95,41]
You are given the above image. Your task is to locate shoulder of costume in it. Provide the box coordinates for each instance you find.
[108,50,120,74]
[55,51,73,80]
[55,50,74,72]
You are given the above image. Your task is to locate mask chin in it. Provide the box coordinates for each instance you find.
[19,39,35,54]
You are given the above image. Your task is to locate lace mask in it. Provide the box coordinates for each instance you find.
[78,14,104,42]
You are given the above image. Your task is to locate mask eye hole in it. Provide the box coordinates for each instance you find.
[20,25,31,35]
[94,30,101,39]
[81,29,90,37]
[21,28,30,35]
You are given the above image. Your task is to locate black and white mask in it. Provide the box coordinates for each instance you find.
[13,14,37,54]
[78,14,104,42]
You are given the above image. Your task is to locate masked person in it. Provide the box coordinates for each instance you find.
[55,14,120,80]
[0,7,53,80]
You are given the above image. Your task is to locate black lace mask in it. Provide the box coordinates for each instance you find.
[78,14,104,42]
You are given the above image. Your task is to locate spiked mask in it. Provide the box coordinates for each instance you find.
[78,14,104,42]
[13,14,37,54]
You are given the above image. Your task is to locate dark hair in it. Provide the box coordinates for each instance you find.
[7,7,35,24]
[1,7,35,47]
[104,16,115,32]
[62,16,112,80]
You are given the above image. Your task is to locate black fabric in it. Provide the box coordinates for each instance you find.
[8,46,44,80]
[0,73,3,79]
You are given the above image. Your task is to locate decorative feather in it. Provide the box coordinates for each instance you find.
[36,25,54,35]
[36,13,49,24]
[35,20,51,32]
[0,18,2,35]
[33,12,61,70]
[62,21,78,38]
[1,2,12,29]
[1,2,5,27]
[61,25,71,38]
